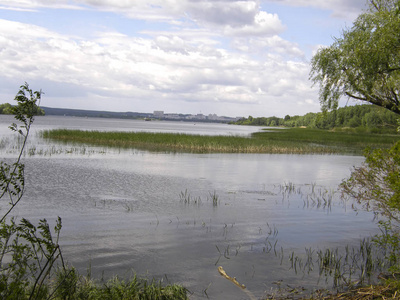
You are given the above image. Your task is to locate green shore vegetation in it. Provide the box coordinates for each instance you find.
[234,104,399,130]
[41,126,399,155]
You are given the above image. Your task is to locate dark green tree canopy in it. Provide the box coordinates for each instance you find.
[310,0,400,114]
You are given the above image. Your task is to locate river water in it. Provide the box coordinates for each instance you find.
[0,115,378,299]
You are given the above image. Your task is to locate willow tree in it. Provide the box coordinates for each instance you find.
[310,0,400,114]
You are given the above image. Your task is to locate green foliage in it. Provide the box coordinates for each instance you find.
[0,103,44,116]
[310,0,400,115]
[0,103,13,115]
[0,84,45,117]
[341,140,400,220]
[235,115,284,127]
[373,220,400,271]
[341,138,400,275]
[53,268,188,300]
[0,83,66,299]
[234,104,399,130]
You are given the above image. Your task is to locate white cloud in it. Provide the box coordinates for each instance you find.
[263,0,366,20]
[0,16,318,117]
[153,36,190,54]
[231,35,304,59]
[0,0,285,36]
[185,1,259,26]
[223,11,285,36]
[1,0,365,21]
[0,0,84,10]
[2,0,352,117]
[0,18,59,38]
[0,5,38,12]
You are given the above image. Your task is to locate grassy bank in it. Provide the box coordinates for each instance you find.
[41,127,399,155]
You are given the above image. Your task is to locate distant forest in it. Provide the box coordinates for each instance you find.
[234,104,399,130]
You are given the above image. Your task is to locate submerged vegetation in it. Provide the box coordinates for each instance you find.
[41,127,398,155]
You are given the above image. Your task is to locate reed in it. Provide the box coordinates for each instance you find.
[208,190,219,207]
[179,190,222,208]
[179,189,201,206]
[41,127,399,154]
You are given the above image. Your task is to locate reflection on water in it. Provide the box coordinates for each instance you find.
[0,115,379,299]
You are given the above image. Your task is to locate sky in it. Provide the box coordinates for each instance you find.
[0,0,368,118]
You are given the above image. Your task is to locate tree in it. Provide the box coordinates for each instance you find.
[310,0,400,115]
[0,103,13,114]
[341,141,400,219]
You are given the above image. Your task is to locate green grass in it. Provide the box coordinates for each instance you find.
[41,127,399,155]
[21,267,188,300]
[253,127,399,153]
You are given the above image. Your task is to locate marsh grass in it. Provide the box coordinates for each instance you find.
[252,128,399,154]
[208,190,219,207]
[53,267,187,300]
[268,237,392,299]
[179,190,221,207]
[25,145,106,156]
[41,127,399,154]
[277,182,338,212]
[179,189,202,206]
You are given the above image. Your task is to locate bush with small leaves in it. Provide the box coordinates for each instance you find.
[0,83,66,299]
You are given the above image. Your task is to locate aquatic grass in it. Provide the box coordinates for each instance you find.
[179,189,201,206]
[41,127,399,154]
[53,267,188,300]
[276,238,387,295]
[179,190,221,207]
[277,182,340,212]
[208,190,219,207]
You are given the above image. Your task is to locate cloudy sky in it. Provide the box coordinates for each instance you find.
[0,0,367,118]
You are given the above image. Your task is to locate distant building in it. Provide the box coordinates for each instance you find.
[152,110,241,123]
[208,114,218,120]
[164,113,181,119]
[153,111,164,119]
[196,113,205,120]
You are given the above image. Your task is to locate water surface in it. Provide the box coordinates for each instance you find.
[0,115,378,299]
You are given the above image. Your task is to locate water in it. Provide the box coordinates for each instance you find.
[0,115,379,299]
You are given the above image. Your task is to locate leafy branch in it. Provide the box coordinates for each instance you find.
[0,83,66,299]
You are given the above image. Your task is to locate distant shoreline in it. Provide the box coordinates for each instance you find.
[41,106,239,123]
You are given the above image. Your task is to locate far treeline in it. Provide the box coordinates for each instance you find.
[0,102,45,116]
[234,104,399,130]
